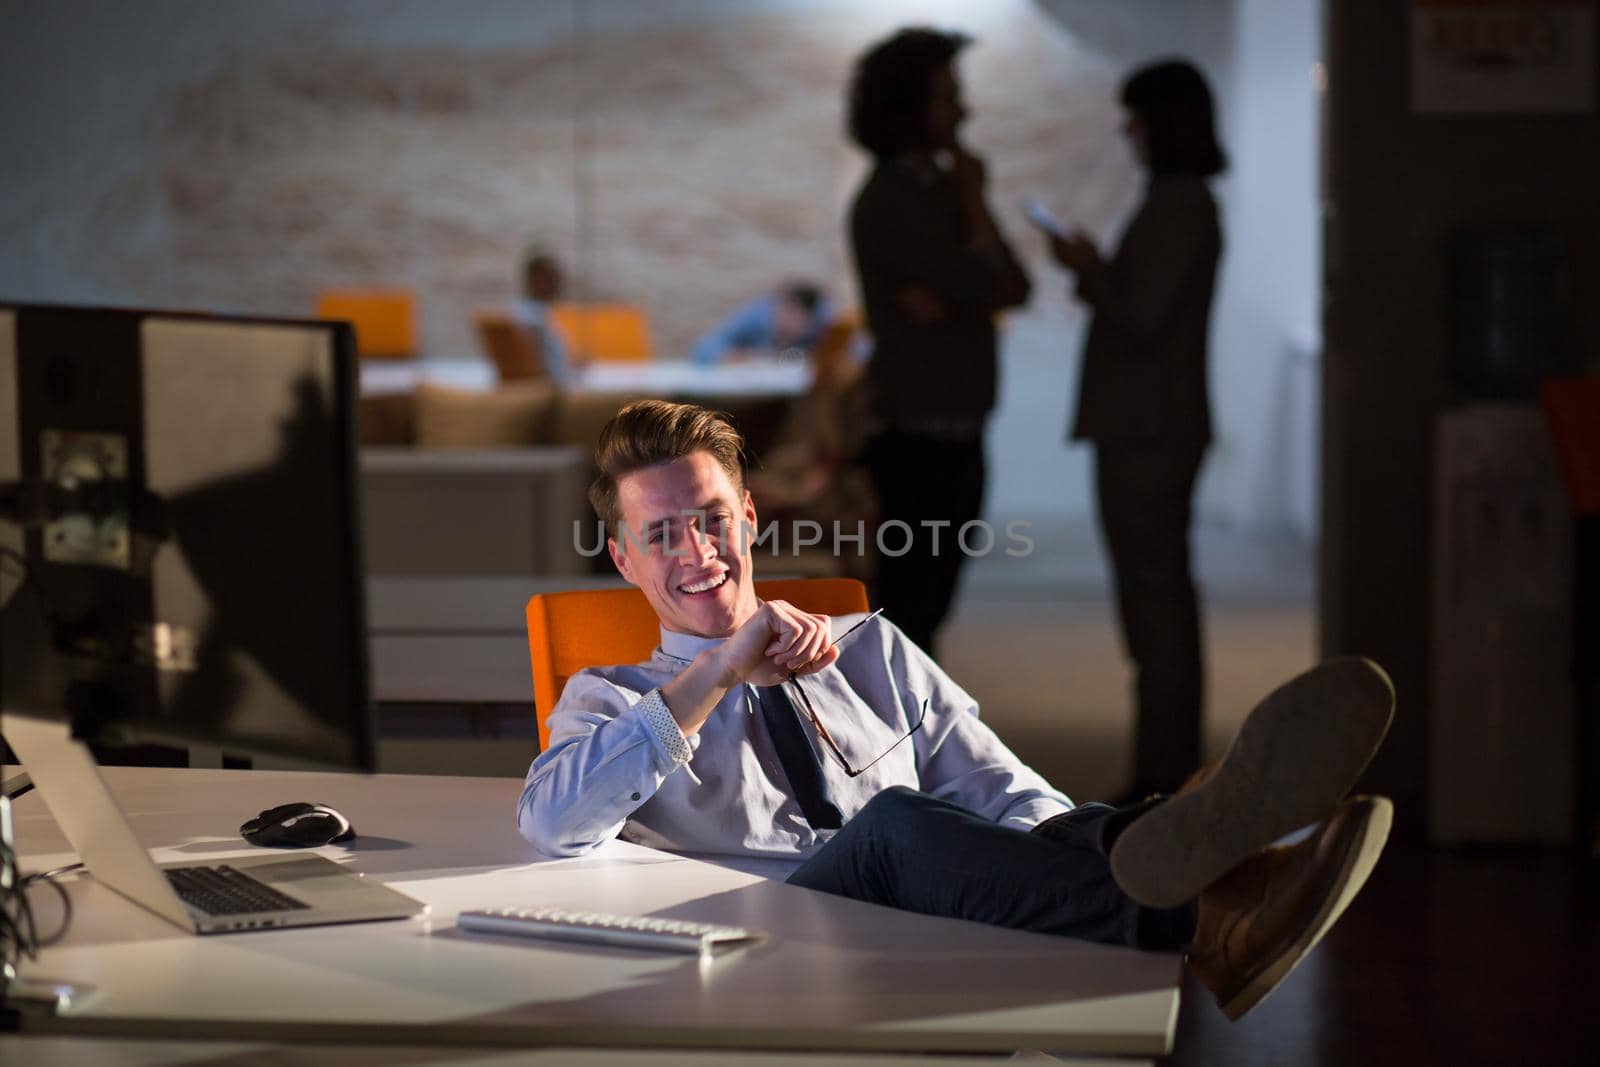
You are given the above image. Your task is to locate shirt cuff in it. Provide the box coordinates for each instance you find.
[637,688,693,766]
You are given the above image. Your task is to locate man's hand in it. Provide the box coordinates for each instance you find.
[950,142,1003,249]
[949,142,988,199]
[659,601,840,738]
[713,600,839,688]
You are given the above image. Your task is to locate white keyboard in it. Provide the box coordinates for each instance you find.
[456,907,764,954]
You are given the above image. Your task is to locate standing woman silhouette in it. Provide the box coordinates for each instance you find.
[1047,59,1227,801]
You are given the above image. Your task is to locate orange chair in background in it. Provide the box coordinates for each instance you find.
[549,303,653,363]
[810,310,863,394]
[473,309,544,382]
[315,289,418,360]
[525,578,869,750]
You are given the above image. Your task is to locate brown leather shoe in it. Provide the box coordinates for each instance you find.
[1188,794,1393,1020]
[1110,656,1395,907]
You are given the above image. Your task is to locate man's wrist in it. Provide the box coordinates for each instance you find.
[660,647,743,738]
[701,645,746,692]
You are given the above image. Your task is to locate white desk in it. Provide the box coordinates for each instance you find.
[0,1037,1150,1067]
[8,767,1181,1056]
[357,357,810,400]
[569,360,810,398]
[360,357,498,395]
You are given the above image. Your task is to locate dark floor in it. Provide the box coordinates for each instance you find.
[1165,845,1600,1066]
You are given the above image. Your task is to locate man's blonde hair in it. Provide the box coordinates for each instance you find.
[588,400,747,538]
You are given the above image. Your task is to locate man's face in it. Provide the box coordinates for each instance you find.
[925,63,966,151]
[607,451,760,638]
[1122,109,1150,167]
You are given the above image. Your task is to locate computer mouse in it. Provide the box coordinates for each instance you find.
[240,802,356,848]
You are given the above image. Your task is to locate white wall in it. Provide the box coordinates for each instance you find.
[1208,0,1322,534]
[987,0,1235,527]
[1,0,1322,533]
[1,0,1128,358]
[988,0,1322,535]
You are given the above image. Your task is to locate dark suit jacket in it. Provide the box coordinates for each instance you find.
[1071,175,1221,448]
[851,156,1031,424]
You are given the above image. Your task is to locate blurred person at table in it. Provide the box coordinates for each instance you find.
[691,282,838,367]
[1042,59,1227,802]
[511,245,577,386]
[845,27,1031,660]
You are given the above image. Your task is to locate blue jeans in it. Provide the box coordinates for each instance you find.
[786,787,1195,950]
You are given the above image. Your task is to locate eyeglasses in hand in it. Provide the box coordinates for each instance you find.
[786,676,929,778]
[782,610,927,778]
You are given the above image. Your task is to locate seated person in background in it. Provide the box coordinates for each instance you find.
[691,282,835,366]
[511,247,576,385]
[518,400,1396,1021]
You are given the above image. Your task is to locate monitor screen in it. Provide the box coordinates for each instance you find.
[0,303,374,771]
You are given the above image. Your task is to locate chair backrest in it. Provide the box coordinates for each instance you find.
[549,302,653,362]
[525,577,869,751]
[810,310,860,394]
[473,310,543,382]
[315,289,417,360]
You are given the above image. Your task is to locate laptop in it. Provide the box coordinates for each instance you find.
[5,718,427,935]
[157,854,427,934]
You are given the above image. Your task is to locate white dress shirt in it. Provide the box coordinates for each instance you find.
[516,613,1074,867]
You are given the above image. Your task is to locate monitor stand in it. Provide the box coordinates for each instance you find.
[2,713,193,930]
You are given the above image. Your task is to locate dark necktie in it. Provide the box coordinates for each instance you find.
[753,683,844,830]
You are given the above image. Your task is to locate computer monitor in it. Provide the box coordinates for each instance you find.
[0,303,401,944]
[0,302,373,770]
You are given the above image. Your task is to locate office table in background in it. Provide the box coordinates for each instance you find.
[357,356,811,401]
[8,767,1182,1057]
[568,358,811,399]
[565,358,809,459]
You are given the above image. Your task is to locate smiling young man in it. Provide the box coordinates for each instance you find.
[518,399,1396,1020]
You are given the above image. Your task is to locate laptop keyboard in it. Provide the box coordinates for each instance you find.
[165,865,311,916]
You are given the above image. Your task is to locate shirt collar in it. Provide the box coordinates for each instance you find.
[657,625,726,664]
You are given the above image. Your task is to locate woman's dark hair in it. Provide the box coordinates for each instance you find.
[847,27,970,160]
[1121,59,1227,178]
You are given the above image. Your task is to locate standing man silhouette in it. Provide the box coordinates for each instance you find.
[846,27,1031,660]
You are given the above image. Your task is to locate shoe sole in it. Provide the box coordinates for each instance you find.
[1109,656,1394,908]
[1217,795,1393,1020]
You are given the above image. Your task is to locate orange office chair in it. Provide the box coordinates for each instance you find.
[525,578,869,751]
[315,289,418,360]
[549,303,654,363]
[809,310,862,394]
[473,309,544,382]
